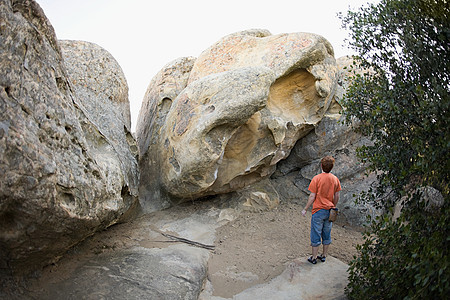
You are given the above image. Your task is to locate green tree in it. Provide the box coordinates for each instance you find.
[339,0,450,298]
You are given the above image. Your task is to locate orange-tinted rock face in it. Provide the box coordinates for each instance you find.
[188,30,331,83]
[137,29,339,205]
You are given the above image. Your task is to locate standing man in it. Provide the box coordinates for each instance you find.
[302,156,341,264]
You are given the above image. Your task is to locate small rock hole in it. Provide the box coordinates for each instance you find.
[4,86,12,97]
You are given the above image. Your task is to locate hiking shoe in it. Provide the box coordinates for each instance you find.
[317,255,326,262]
[308,256,317,264]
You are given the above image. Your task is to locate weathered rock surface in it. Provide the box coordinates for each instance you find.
[273,56,379,225]
[0,0,138,276]
[20,200,224,300]
[234,178,280,212]
[60,40,133,132]
[137,29,339,210]
[161,66,275,198]
[137,34,376,226]
[60,39,139,216]
[274,116,379,226]
[30,245,209,300]
[201,256,349,300]
[136,56,199,212]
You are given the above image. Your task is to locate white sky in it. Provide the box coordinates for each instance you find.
[36,0,375,132]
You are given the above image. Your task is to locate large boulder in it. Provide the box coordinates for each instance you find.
[60,40,133,131]
[137,29,339,210]
[161,66,275,198]
[136,57,197,212]
[60,39,139,214]
[0,0,138,276]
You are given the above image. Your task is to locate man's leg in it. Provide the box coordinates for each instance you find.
[322,244,329,257]
[321,217,333,259]
[312,245,320,258]
[310,210,325,259]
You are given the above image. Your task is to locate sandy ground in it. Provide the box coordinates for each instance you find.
[207,202,364,298]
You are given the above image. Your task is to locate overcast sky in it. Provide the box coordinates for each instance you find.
[37,0,375,132]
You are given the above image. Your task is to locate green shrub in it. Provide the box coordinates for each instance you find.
[339,0,449,298]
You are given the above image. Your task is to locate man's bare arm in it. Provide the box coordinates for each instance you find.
[333,191,340,207]
[302,193,316,216]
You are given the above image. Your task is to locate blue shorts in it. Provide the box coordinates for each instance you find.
[310,209,333,247]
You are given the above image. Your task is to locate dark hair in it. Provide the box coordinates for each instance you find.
[321,156,335,173]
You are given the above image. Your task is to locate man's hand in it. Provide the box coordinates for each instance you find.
[301,209,307,217]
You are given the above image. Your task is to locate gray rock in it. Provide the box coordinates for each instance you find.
[275,115,378,226]
[136,57,197,212]
[60,39,140,216]
[60,40,132,131]
[33,245,209,300]
[201,256,349,300]
[421,186,445,210]
[20,199,226,300]
[235,178,280,212]
[274,56,379,226]
[394,186,445,220]
[0,0,138,276]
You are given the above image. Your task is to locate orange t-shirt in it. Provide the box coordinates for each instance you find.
[308,172,341,215]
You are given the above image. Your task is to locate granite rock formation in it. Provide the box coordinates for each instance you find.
[60,39,139,215]
[137,29,339,210]
[0,1,378,297]
[0,1,377,285]
[136,57,197,211]
[0,0,138,276]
